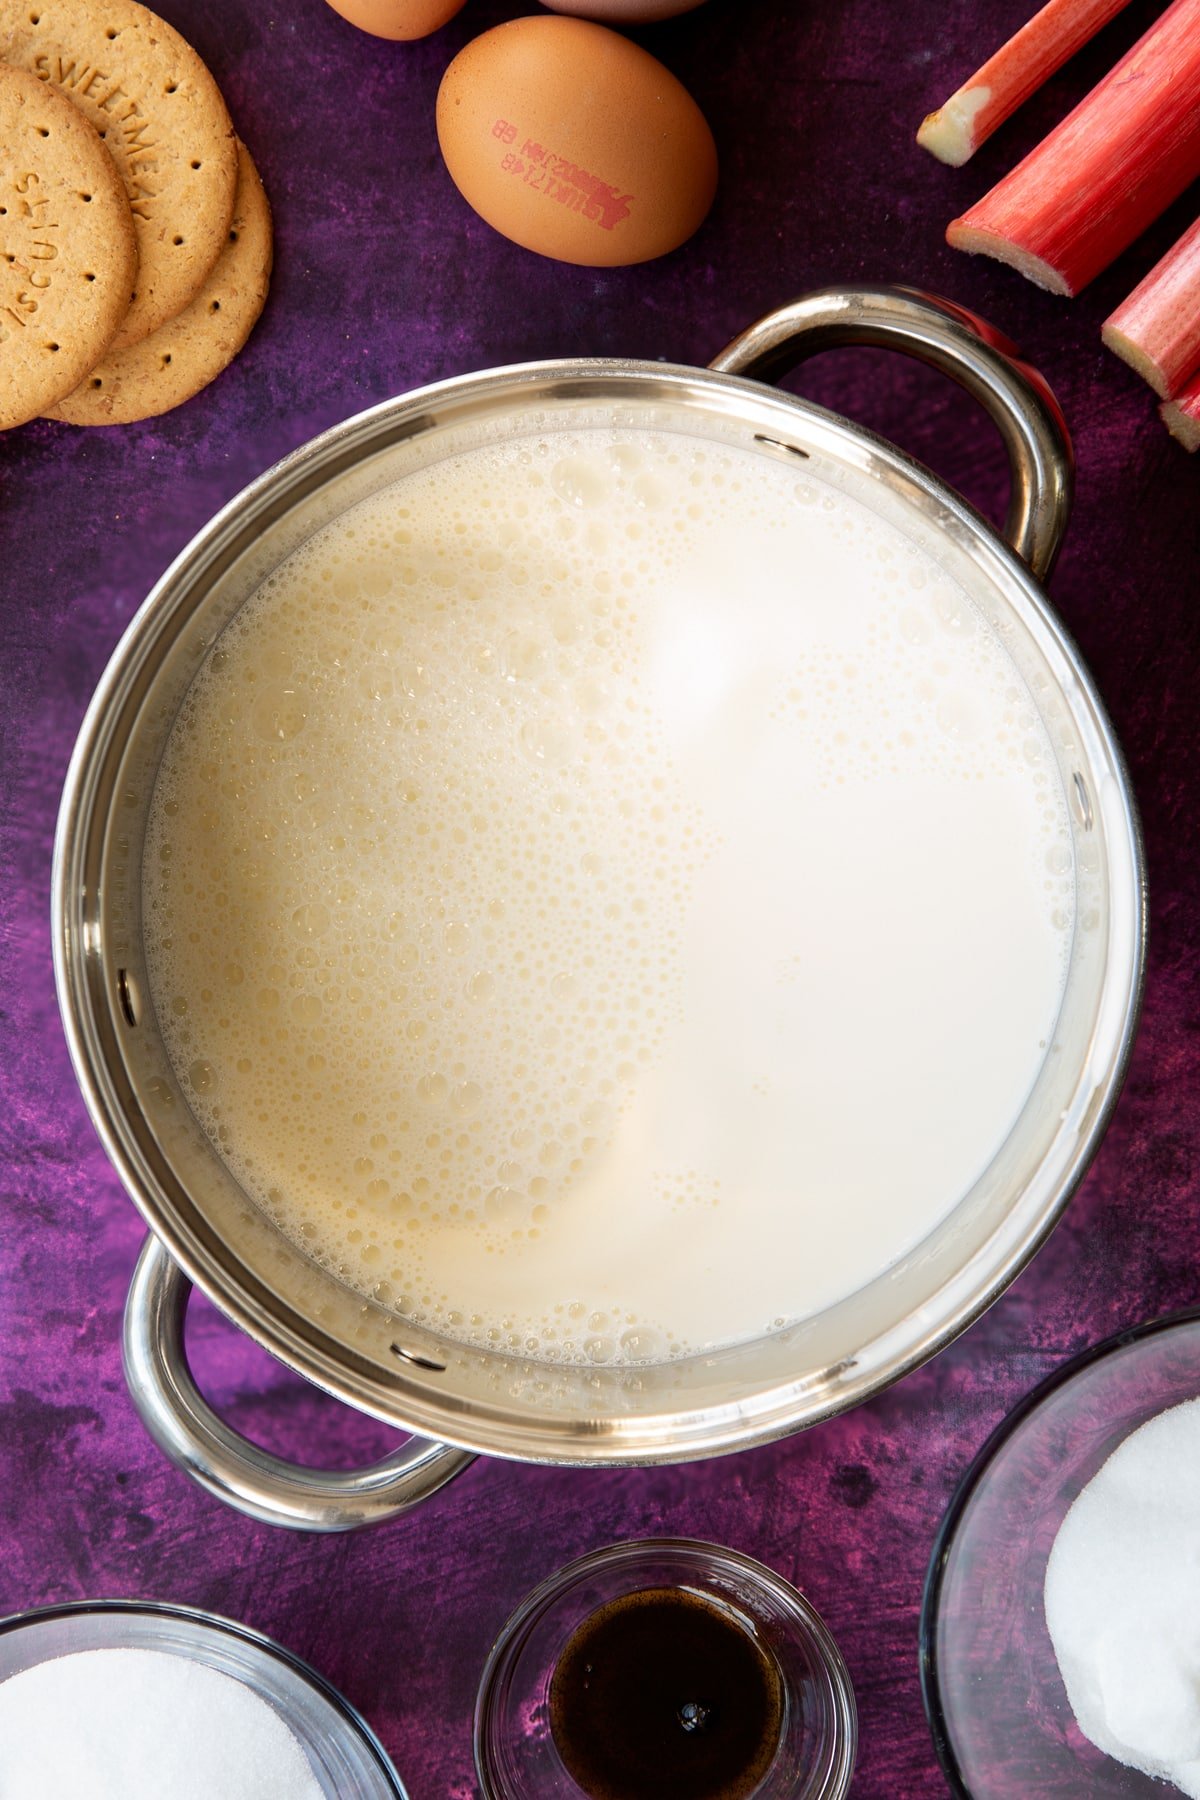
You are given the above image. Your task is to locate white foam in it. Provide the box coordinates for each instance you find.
[143,426,1073,1363]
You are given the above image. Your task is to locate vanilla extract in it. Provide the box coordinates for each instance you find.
[548,1586,785,1800]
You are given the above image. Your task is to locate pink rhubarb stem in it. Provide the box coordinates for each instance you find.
[1161,368,1200,450]
[947,0,1200,296]
[1102,215,1200,398]
[918,0,1131,168]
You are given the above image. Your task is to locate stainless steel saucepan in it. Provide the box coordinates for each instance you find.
[54,287,1145,1530]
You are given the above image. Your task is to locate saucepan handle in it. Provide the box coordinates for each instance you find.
[710,285,1073,582]
[123,1234,475,1531]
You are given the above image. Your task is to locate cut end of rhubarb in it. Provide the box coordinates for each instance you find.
[1161,396,1200,450]
[946,219,1076,295]
[1101,320,1172,398]
[917,87,992,167]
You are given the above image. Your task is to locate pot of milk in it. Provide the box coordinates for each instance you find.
[54,287,1145,1529]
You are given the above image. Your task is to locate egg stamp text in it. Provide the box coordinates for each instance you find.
[492,120,632,231]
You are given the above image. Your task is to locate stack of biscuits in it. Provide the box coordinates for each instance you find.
[0,0,272,429]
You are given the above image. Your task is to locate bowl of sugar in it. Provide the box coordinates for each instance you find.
[0,1599,407,1798]
[921,1308,1200,1798]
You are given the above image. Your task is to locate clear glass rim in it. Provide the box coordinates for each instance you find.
[474,1535,858,1800]
[0,1596,407,1798]
[918,1305,1200,1798]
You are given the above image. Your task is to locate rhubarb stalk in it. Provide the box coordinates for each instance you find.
[918,0,1131,168]
[947,0,1200,296]
[1102,215,1200,398]
[1161,369,1200,451]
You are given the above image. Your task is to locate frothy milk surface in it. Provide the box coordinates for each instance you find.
[143,424,1074,1364]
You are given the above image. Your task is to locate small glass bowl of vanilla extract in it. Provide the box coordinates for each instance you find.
[474,1538,856,1800]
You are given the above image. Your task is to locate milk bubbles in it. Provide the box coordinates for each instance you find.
[143,425,1074,1365]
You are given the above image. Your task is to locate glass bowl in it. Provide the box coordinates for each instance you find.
[920,1308,1200,1797]
[0,1599,407,1798]
[474,1537,857,1799]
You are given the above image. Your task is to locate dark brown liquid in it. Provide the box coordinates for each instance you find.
[548,1586,785,1800]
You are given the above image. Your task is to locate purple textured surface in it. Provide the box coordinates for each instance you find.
[1,1,1198,1795]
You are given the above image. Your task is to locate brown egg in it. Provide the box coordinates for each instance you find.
[436,16,717,266]
[541,1,708,18]
[324,0,467,41]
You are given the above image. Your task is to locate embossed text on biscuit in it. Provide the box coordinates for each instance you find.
[31,55,160,219]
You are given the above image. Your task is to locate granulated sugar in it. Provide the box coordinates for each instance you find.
[1044,1397,1200,1795]
[0,1646,325,1799]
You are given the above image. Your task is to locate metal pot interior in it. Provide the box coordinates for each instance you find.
[55,363,1144,1463]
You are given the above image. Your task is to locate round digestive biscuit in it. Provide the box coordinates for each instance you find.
[0,0,237,349]
[0,61,135,429]
[47,138,269,424]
